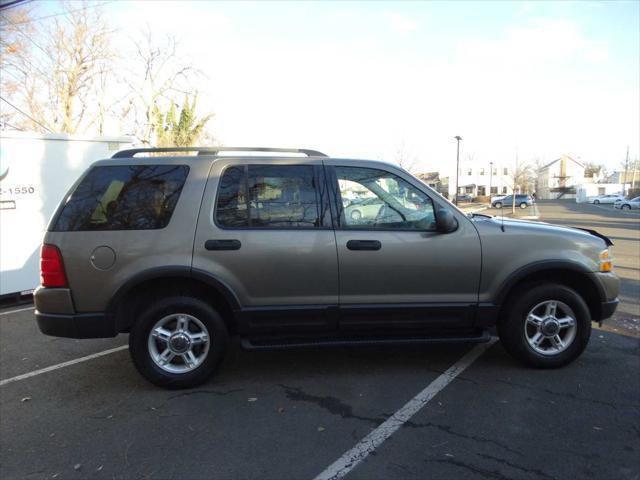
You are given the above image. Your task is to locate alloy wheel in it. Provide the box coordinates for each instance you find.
[147,313,210,373]
[524,300,577,356]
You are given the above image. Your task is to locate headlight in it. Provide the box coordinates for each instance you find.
[599,249,613,272]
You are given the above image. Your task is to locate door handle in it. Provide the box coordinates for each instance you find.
[205,239,241,251]
[346,240,381,251]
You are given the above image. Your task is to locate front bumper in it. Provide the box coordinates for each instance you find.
[36,311,116,338]
[598,299,619,321]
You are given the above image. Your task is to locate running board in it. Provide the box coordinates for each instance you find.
[241,331,492,351]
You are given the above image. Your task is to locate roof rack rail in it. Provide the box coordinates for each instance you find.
[111,147,328,158]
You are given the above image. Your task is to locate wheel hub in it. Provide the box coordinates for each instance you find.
[541,318,560,336]
[169,333,191,353]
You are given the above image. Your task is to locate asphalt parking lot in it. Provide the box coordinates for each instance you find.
[1,200,639,480]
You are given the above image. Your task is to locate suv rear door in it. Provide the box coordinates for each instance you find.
[193,157,338,335]
[327,161,481,331]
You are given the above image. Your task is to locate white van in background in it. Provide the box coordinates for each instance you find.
[0,132,132,298]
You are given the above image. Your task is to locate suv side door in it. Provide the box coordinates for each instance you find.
[193,157,338,335]
[327,161,482,331]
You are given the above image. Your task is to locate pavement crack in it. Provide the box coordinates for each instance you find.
[493,379,638,411]
[278,384,385,425]
[477,453,557,480]
[166,388,243,401]
[430,458,513,480]
[404,421,524,457]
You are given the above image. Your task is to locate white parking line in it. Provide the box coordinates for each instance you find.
[0,306,35,316]
[314,338,498,480]
[0,345,128,387]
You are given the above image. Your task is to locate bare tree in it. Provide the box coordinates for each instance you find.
[121,28,200,144]
[508,156,533,213]
[394,141,418,173]
[1,1,114,134]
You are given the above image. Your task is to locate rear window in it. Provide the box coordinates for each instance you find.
[52,165,189,231]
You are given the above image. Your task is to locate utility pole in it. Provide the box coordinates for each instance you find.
[454,136,462,205]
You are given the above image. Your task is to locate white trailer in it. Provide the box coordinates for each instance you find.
[575,183,625,203]
[0,132,132,297]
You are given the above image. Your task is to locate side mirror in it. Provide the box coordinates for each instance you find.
[436,208,458,233]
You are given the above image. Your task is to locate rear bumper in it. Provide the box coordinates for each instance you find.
[36,311,117,338]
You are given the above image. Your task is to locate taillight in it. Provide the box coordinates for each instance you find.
[40,244,68,287]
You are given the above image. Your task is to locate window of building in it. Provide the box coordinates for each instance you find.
[477,186,486,196]
[479,168,485,176]
[467,168,472,175]
[502,186,508,194]
[503,167,508,175]
[490,186,498,194]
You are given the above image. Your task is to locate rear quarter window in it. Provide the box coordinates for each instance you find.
[52,165,189,231]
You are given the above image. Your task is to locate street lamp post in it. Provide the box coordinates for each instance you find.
[454,136,462,205]
[489,161,493,198]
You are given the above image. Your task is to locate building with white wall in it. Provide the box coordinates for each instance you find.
[536,155,585,200]
[448,161,515,198]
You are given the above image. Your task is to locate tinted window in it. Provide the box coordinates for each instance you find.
[215,165,321,228]
[336,166,436,230]
[215,166,248,228]
[52,165,189,231]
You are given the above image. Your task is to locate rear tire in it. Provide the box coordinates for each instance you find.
[129,295,229,389]
[350,210,362,221]
[498,283,591,368]
[519,202,527,209]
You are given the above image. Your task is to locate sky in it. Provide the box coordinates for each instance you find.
[32,0,640,175]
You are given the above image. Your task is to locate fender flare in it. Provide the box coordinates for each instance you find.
[493,260,606,305]
[106,266,241,315]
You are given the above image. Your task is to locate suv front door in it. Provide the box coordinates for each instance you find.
[193,158,338,335]
[328,162,482,331]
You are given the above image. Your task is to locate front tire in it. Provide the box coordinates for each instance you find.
[129,296,229,389]
[498,284,591,368]
[593,200,600,204]
[350,210,362,221]
[494,202,503,209]
[622,204,630,210]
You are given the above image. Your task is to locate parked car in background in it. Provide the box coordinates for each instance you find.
[456,194,474,203]
[614,196,640,210]
[491,194,535,209]
[344,197,384,221]
[589,194,625,204]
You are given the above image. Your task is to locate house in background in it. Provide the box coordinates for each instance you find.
[447,161,514,199]
[605,170,640,193]
[536,155,585,199]
[415,172,449,196]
